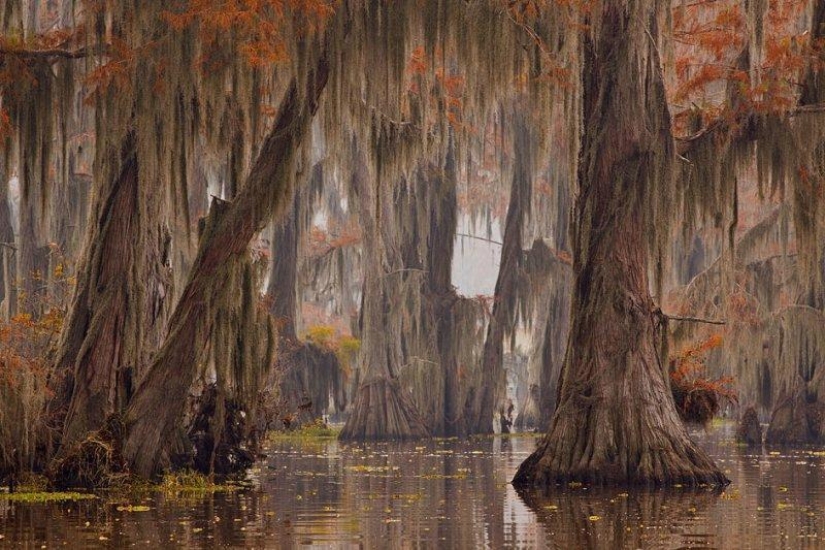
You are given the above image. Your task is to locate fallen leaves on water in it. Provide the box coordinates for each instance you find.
[116,505,152,512]
[1,492,95,503]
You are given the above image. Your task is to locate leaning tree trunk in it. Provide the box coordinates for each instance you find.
[513,0,727,487]
[339,163,429,441]
[122,39,334,476]
[466,114,531,435]
[57,134,172,447]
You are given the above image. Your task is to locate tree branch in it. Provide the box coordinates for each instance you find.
[0,44,104,60]
[456,232,503,246]
[675,102,825,154]
[665,314,726,325]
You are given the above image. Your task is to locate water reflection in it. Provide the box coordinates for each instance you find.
[517,486,723,549]
[2,427,825,548]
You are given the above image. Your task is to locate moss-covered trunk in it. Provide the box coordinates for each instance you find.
[122,45,332,476]
[269,189,301,342]
[270,165,346,425]
[57,134,172,447]
[795,0,825,312]
[765,0,825,444]
[515,242,572,431]
[0,160,14,318]
[339,164,429,441]
[513,0,726,487]
[467,116,531,435]
[16,99,50,318]
[425,151,461,437]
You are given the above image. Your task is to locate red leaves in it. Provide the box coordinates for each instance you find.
[671,0,810,131]
[0,108,12,142]
[670,333,738,424]
[83,37,135,103]
[307,223,362,258]
[163,0,335,69]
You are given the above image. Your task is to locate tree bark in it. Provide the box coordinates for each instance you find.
[57,133,172,447]
[269,163,347,424]
[0,158,14,319]
[765,0,825,442]
[795,0,825,311]
[15,89,51,318]
[268,172,305,342]
[427,151,462,437]
[513,0,727,487]
[122,36,334,476]
[339,161,429,441]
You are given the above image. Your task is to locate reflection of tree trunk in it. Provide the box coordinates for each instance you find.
[518,485,720,548]
[57,134,172,447]
[514,1,725,487]
[123,38,334,475]
[467,115,531,435]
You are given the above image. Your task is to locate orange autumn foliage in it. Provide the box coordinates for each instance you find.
[670,334,738,424]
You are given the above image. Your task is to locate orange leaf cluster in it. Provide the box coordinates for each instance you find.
[306,222,362,258]
[163,0,335,70]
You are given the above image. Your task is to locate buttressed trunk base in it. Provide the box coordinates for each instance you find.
[514,0,727,488]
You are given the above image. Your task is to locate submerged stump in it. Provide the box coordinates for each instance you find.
[736,406,762,447]
[766,391,825,445]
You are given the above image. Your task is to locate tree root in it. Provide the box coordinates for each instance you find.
[339,377,430,441]
[49,416,128,489]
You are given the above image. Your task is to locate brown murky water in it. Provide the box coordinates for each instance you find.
[2,424,825,548]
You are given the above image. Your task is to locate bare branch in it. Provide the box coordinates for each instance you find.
[665,314,727,325]
[0,44,104,60]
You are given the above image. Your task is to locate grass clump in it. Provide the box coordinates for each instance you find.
[1,490,95,503]
[268,418,339,441]
[158,470,235,493]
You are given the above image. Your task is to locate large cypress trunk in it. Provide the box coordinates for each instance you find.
[795,0,825,312]
[426,152,462,437]
[268,185,302,342]
[122,43,333,476]
[57,134,172,447]
[15,95,51,318]
[339,163,429,441]
[513,0,727,487]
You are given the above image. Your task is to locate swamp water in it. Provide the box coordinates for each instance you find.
[1,424,824,548]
